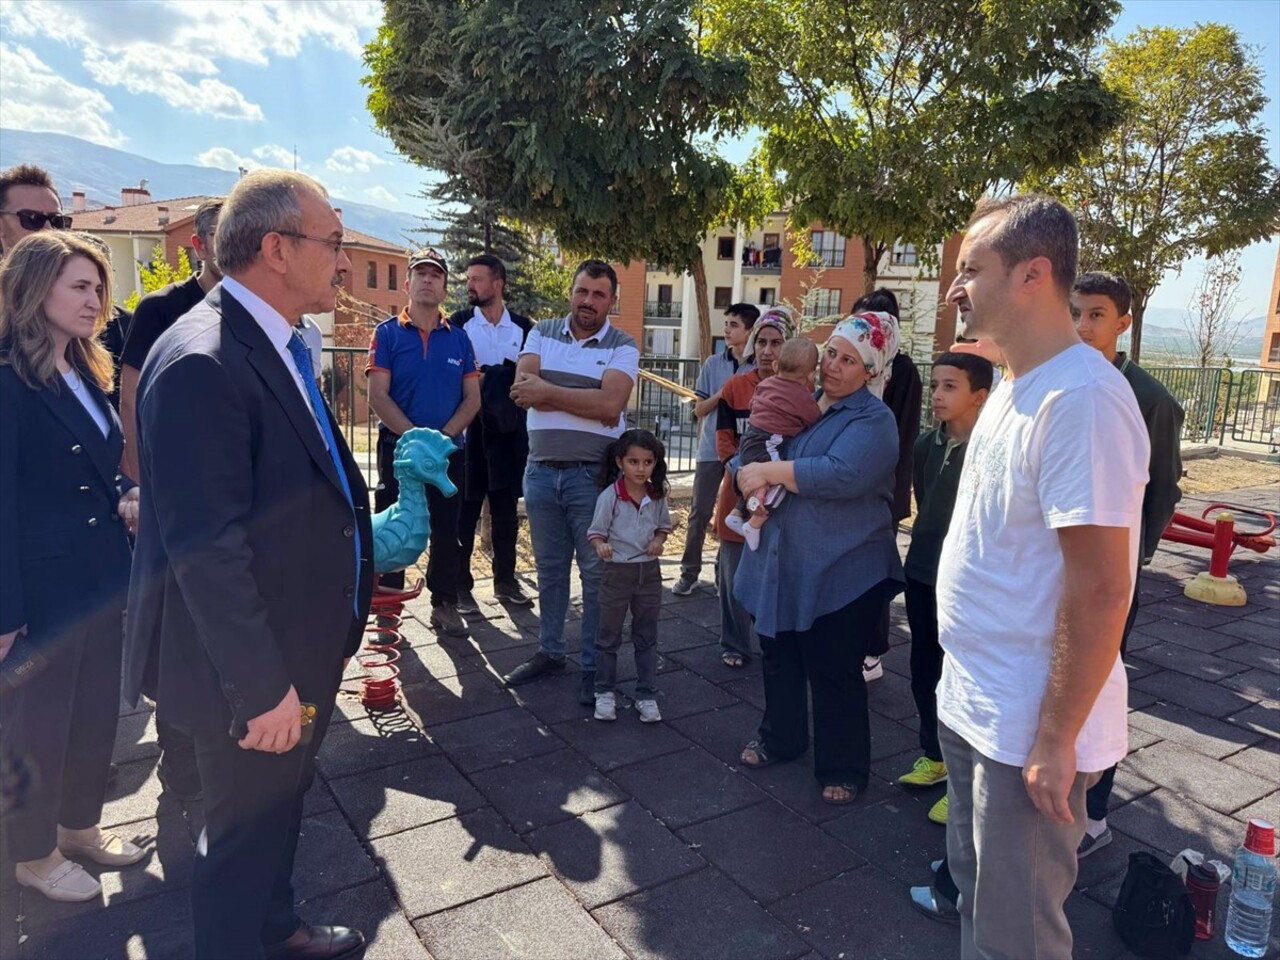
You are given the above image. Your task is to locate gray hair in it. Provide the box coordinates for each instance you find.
[71,230,112,264]
[967,193,1078,295]
[214,170,326,275]
[194,198,224,240]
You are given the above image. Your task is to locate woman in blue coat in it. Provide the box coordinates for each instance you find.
[0,232,146,901]
[734,313,906,805]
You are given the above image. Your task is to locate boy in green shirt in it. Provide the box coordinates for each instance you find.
[897,352,994,825]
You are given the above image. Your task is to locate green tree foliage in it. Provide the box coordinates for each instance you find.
[123,245,192,311]
[364,0,750,357]
[433,183,572,319]
[699,0,1121,294]
[1025,24,1280,361]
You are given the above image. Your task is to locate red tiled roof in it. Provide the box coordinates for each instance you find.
[70,196,210,233]
[71,195,406,254]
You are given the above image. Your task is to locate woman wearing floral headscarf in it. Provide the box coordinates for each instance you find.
[733,312,905,804]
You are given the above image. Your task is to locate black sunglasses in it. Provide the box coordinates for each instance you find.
[0,209,74,231]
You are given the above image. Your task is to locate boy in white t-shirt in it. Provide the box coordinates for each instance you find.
[935,195,1147,959]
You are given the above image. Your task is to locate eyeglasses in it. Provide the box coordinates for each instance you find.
[0,209,73,230]
[277,231,345,255]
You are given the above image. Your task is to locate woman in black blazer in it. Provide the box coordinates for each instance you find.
[0,232,146,902]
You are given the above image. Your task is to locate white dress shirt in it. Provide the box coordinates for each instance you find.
[466,306,523,367]
[220,276,325,443]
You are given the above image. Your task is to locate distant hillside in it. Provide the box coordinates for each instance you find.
[1128,308,1268,363]
[0,129,442,248]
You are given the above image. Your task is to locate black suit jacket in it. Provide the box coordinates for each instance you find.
[123,287,374,734]
[0,364,133,641]
[450,307,533,498]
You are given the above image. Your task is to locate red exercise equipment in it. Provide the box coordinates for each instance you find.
[1161,504,1276,606]
[358,578,424,709]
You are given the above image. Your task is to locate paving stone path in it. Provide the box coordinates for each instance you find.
[4,484,1277,959]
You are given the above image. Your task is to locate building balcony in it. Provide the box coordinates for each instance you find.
[741,261,782,275]
[644,300,683,320]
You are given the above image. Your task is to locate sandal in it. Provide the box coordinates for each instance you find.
[821,783,859,805]
[740,740,779,769]
[721,652,746,668]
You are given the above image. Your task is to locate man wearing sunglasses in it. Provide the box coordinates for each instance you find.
[0,164,70,256]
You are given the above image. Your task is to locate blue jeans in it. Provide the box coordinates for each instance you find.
[523,461,601,671]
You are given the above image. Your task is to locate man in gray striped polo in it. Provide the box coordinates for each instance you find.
[504,261,640,705]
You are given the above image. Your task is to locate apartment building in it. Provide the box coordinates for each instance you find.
[612,213,962,360]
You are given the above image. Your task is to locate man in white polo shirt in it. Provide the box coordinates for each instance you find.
[504,260,639,706]
[937,194,1148,959]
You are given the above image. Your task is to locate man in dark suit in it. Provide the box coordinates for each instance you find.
[448,254,534,611]
[124,170,372,960]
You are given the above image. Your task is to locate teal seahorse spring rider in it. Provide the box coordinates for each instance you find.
[371,428,457,573]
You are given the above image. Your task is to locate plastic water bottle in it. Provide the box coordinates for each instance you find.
[1225,818,1277,958]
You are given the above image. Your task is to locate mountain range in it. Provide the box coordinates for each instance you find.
[0,129,442,247]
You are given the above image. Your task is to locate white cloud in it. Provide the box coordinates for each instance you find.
[0,0,382,122]
[326,146,387,174]
[252,144,296,167]
[0,43,125,146]
[196,147,258,172]
[364,185,397,206]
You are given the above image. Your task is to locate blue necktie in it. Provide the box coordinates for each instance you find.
[286,331,361,615]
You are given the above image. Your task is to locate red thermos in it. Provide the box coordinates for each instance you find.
[1185,862,1221,940]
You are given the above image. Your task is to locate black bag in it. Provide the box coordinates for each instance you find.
[1112,851,1195,957]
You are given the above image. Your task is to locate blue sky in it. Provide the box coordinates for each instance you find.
[1,0,1276,318]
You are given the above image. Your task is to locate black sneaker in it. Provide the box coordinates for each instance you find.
[456,590,480,615]
[494,581,534,606]
[502,652,566,686]
[577,670,597,706]
[430,602,469,638]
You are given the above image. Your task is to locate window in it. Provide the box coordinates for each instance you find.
[804,288,841,318]
[1269,333,1280,365]
[366,261,377,287]
[713,286,732,310]
[763,233,780,250]
[810,230,846,268]
[717,236,735,260]
[645,328,680,356]
[759,287,775,305]
[388,264,397,289]
[891,242,918,266]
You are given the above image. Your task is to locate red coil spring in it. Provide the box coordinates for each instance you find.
[360,578,424,710]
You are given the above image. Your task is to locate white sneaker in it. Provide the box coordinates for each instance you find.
[863,656,883,682]
[636,699,662,723]
[594,691,617,721]
[742,523,761,551]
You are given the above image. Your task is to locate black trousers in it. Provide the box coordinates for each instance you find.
[0,609,121,861]
[757,583,886,788]
[458,485,521,590]
[187,702,334,960]
[376,430,463,604]
[1085,565,1143,821]
[904,576,944,762]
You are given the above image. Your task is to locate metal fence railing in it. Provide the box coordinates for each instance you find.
[325,347,1280,479]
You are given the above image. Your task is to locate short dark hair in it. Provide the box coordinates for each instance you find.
[724,302,761,328]
[852,288,900,319]
[466,253,507,284]
[194,198,224,240]
[932,351,994,393]
[967,193,1078,294]
[0,163,59,209]
[1071,271,1132,317]
[572,258,618,295]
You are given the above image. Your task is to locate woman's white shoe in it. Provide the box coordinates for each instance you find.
[15,860,102,902]
[57,827,147,867]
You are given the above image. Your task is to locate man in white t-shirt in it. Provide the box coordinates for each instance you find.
[936,194,1148,958]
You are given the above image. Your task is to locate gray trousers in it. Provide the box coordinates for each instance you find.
[679,460,724,578]
[717,539,756,660]
[595,560,662,694]
[941,722,1098,960]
